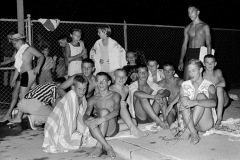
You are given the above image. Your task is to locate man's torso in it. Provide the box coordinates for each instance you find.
[187,22,206,48]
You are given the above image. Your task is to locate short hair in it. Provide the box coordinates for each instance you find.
[97,25,111,37]
[137,65,148,72]
[57,34,68,41]
[187,59,203,69]
[147,59,158,65]
[54,77,66,84]
[71,28,82,35]
[204,54,216,62]
[82,58,95,67]
[188,3,201,11]
[114,68,127,76]
[73,74,88,86]
[96,72,110,81]
[162,62,175,70]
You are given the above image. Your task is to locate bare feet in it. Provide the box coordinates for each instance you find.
[89,146,103,158]
[215,119,222,129]
[105,145,116,159]
[8,117,22,124]
[156,119,169,130]
[130,127,148,137]
[190,133,200,144]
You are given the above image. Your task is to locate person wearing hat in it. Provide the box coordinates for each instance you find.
[10,33,44,108]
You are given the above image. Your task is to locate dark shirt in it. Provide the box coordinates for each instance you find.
[123,64,139,85]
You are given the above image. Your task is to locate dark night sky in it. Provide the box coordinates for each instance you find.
[1,0,240,29]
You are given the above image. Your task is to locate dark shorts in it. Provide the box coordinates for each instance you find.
[185,48,201,64]
[16,71,29,87]
[135,114,154,124]
[107,122,120,137]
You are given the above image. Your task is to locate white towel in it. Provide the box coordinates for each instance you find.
[14,44,29,72]
[199,46,215,63]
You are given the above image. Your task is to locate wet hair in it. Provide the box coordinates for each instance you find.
[162,62,175,70]
[137,65,148,72]
[204,54,216,62]
[57,34,68,41]
[114,68,127,76]
[96,72,111,81]
[187,59,203,69]
[82,58,95,67]
[147,59,158,65]
[71,28,82,35]
[73,74,88,86]
[97,25,112,37]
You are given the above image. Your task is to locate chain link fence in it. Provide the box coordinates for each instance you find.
[1,19,240,115]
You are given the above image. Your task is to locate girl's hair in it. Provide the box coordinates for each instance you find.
[71,28,82,35]
[97,25,111,37]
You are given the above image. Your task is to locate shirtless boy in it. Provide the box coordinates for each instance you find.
[178,5,212,80]
[57,58,98,99]
[180,59,217,144]
[157,63,184,127]
[109,69,147,137]
[11,33,44,100]
[203,54,230,127]
[83,72,121,159]
[130,65,170,129]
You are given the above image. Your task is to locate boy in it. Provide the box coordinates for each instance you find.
[109,69,147,137]
[203,54,230,127]
[57,58,98,99]
[83,72,121,159]
[147,59,178,83]
[157,63,184,127]
[129,65,170,129]
[180,59,217,144]
[43,75,89,153]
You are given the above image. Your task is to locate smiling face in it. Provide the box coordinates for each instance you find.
[96,75,110,91]
[137,67,148,81]
[163,65,175,79]
[126,52,137,65]
[204,57,216,71]
[114,70,127,86]
[73,82,88,98]
[82,62,94,77]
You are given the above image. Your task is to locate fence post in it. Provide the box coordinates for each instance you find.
[27,14,32,45]
[124,20,128,52]
[17,0,24,34]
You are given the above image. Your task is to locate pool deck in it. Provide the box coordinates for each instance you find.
[0,89,240,160]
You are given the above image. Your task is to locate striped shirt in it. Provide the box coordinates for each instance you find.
[24,83,57,106]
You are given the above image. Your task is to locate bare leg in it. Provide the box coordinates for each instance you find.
[137,97,168,129]
[89,109,116,159]
[215,87,229,127]
[0,81,20,122]
[9,111,24,123]
[183,65,189,81]
[166,108,177,126]
[120,106,147,137]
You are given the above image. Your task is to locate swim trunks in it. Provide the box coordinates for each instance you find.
[17,70,36,87]
[107,122,120,137]
[135,114,154,124]
[185,48,201,63]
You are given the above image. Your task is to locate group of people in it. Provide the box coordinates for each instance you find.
[0,4,231,159]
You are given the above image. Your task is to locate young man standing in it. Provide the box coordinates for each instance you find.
[178,5,212,80]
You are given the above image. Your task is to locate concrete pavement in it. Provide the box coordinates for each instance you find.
[0,89,240,160]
